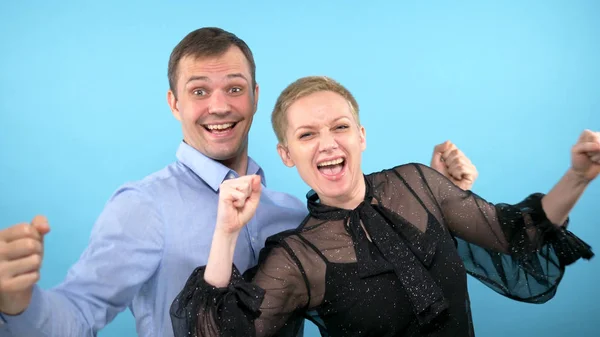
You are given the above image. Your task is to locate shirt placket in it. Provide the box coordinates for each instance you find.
[246,213,260,263]
[225,171,259,264]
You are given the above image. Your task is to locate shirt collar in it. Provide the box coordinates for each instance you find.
[175,141,266,192]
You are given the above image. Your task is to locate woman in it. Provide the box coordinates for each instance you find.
[170,76,597,337]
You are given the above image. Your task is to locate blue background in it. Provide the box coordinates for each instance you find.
[1,1,598,336]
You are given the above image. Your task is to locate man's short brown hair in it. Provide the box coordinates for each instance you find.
[168,27,256,97]
[271,76,360,144]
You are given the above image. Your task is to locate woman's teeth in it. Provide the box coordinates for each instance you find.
[317,158,344,167]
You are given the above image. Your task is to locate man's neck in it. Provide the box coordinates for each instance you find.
[220,153,249,177]
[183,139,250,177]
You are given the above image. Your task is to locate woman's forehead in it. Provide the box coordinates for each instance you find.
[286,91,353,126]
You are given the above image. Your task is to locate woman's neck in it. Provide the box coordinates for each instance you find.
[319,175,366,210]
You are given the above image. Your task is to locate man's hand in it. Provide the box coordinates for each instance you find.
[431,141,478,190]
[0,215,50,315]
[215,175,262,235]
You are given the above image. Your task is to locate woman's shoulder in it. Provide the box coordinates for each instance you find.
[260,215,314,253]
[367,162,433,179]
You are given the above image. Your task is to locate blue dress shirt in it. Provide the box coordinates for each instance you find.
[0,141,308,337]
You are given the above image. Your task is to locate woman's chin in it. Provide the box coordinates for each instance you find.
[311,170,365,208]
[314,182,353,204]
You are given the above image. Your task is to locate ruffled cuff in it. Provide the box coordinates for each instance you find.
[501,193,594,267]
[170,265,266,337]
[540,225,594,266]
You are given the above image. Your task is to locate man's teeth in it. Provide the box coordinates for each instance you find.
[317,158,344,167]
[206,123,234,130]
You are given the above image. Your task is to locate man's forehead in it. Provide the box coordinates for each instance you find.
[179,50,250,77]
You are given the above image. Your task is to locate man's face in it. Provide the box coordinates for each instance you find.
[168,46,259,163]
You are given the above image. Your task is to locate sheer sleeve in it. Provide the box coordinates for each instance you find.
[169,237,310,337]
[414,163,594,303]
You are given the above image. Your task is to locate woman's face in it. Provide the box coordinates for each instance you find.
[277,90,366,208]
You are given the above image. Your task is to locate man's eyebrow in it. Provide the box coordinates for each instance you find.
[186,75,210,85]
[185,73,249,85]
[226,73,249,82]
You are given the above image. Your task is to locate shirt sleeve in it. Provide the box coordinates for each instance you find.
[414,163,593,303]
[0,184,165,336]
[170,238,310,337]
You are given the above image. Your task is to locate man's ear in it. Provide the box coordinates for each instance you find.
[277,143,295,167]
[252,83,260,114]
[167,89,181,121]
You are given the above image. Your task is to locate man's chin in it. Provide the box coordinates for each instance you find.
[206,146,247,162]
[186,134,248,163]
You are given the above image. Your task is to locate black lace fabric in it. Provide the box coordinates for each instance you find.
[170,163,593,337]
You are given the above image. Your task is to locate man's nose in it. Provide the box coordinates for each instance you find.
[207,90,230,115]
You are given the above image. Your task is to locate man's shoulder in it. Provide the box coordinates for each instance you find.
[108,161,194,201]
[261,186,306,211]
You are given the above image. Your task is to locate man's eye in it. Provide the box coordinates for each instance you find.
[299,132,312,139]
[336,124,349,130]
[193,89,207,96]
[229,87,242,93]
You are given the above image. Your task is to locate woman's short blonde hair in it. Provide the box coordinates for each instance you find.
[271,76,360,144]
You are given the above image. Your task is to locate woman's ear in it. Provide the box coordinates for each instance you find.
[277,143,295,167]
[360,125,367,151]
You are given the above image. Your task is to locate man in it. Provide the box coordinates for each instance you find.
[0,27,478,336]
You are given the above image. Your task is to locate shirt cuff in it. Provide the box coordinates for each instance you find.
[0,286,45,328]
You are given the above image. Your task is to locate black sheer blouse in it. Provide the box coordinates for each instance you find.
[170,163,593,337]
